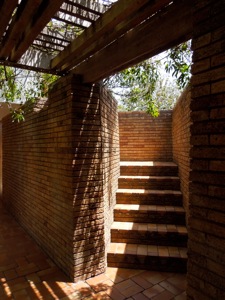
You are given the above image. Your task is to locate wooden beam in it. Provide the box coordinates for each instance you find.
[66,1,102,16]
[40,33,70,44]
[0,0,42,59]
[72,0,194,83]
[9,0,65,62]
[53,15,87,29]
[0,59,60,75]
[0,0,18,40]
[41,27,73,43]
[59,8,95,24]
[50,0,160,71]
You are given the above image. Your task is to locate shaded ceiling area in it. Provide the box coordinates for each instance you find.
[0,0,193,82]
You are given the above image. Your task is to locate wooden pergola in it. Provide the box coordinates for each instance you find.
[0,0,193,82]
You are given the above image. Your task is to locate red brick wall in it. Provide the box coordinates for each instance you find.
[188,0,225,298]
[2,75,120,282]
[172,87,191,220]
[100,87,120,254]
[119,111,173,161]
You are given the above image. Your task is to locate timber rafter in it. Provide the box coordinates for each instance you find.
[0,0,109,70]
[0,0,194,82]
[72,0,193,83]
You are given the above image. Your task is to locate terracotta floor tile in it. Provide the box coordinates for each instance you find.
[26,273,41,284]
[0,263,17,272]
[138,224,147,231]
[147,245,158,255]
[109,243,118,254]
[16,263,39,277]
[13,288,30,300]
[133,292,150,300]
[120,283,144,298]
[152,290,174,300]
[159,279,183,295]
[174,291,187,299]
[1,282,13,298]
[132,274,153,289]
[0,294,14,300]
[116,243,127,254]
[115,278,134,291]
[121,269,144,278]
[143,284,165,298]
[105,267,124,283]
[106,285,126,300]
[168,247,180,257]
[89,279,114,293]
[179,248,188,259]
[23,284,40,299]
[158,246,169,257]
[7,277,30,293]
[167,225,177,232]
[15,257,29,267]
[4,269,18,280]
[167,274,186,291]
[137,245,148,256]
[142,271,170,285]
[148,224,157,231]
[86,273,109,286]
[0,203,187,299]
[60,290,81,300]
[29,281,56,299]
[94,290,112,299]
[126,244,138,255]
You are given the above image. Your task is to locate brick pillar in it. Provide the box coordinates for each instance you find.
[2,75,120,282]
[50,75,120,281]
[69,78,106,280]
[188,1,225,299]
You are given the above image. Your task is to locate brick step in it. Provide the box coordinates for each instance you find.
[118,176,180,190]
[114,204,185,225]
[120,161,178,176]
[107,243,187,272]
[111,222,187,246]
[116,189,182,205]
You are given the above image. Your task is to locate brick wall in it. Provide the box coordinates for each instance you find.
[100,87,120,254]
[172,87,191,220]
[188,0,225,299]
[119,111,173,161]
[2,75,120,282]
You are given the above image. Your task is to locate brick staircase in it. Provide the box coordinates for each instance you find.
[107,161,187,272]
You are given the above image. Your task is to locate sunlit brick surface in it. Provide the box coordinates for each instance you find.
[119,111,173,162]
[2,75,120,282]
[0,202,186,299]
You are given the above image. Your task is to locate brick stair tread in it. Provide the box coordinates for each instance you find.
[120,161,177,167]
[119,175,179,179]
[114,204,185,213]
[111,221,187,234]
[108,242,187,259]
[117,189,182,195]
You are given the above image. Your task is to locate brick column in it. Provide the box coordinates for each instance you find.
[69,78,106,280]
[70,78,120,281]
[2,75,120,282]
[188,1,225,299]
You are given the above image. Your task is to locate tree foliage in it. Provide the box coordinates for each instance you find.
[0,66,58,121]
[0,41,191,120]
[106,59,160,116]
[105,40,192,116]
[165,41,192,88]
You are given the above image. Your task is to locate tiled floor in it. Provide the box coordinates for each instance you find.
[0,203,186,299]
